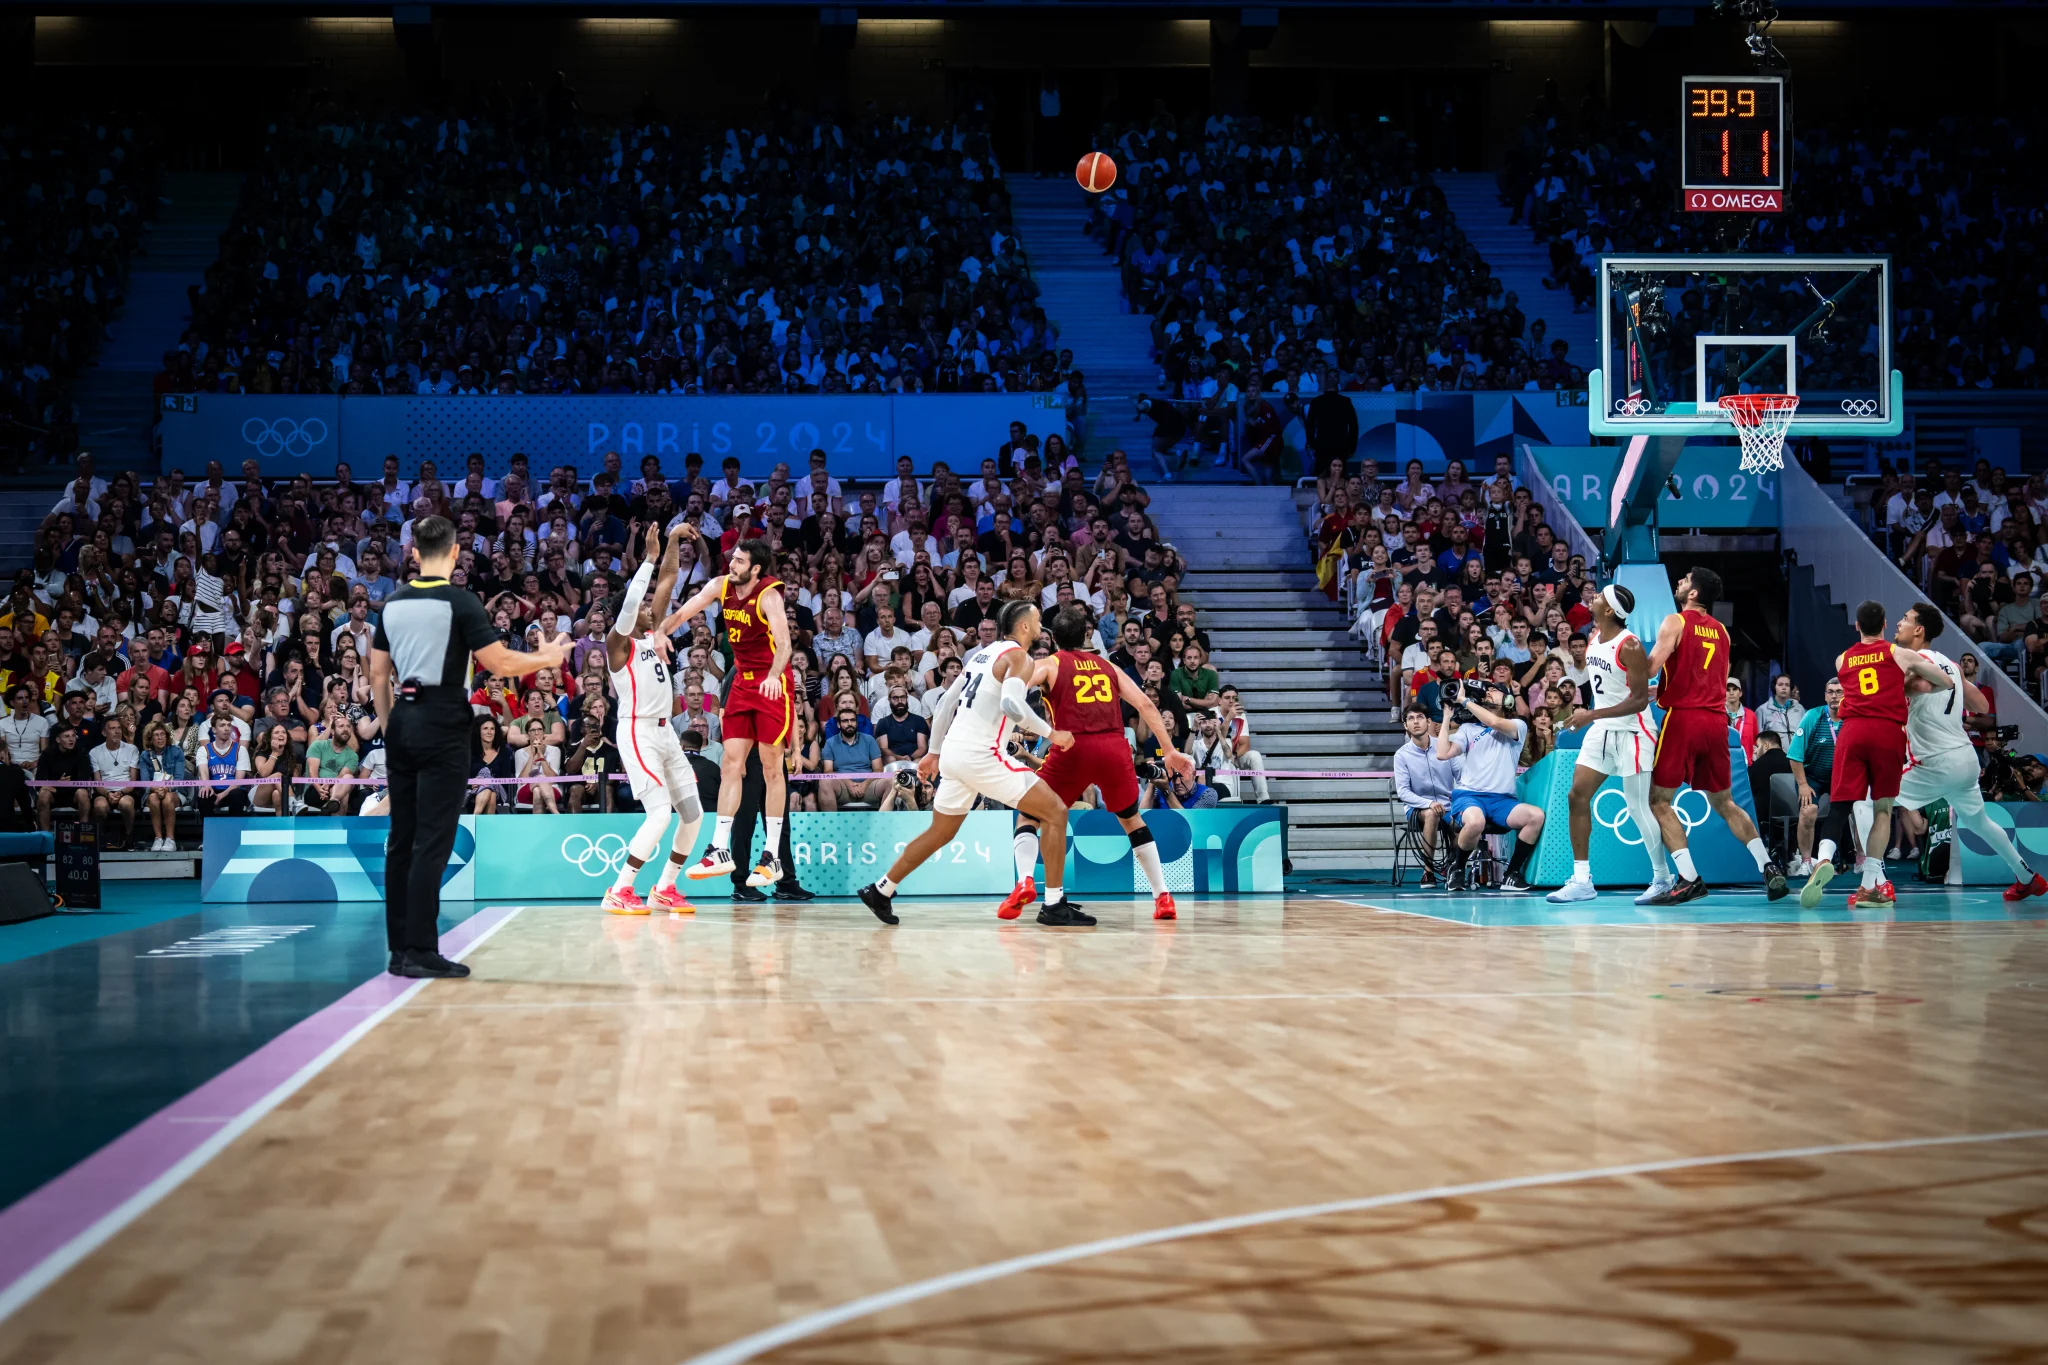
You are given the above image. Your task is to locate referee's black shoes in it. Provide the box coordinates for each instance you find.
[389,949,471,979]
[772,883,815,901]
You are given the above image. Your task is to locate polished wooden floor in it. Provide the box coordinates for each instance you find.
[4,892,2047,1363]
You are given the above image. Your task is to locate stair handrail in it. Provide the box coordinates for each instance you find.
[1515,441,1602,568]
[1781,458,2048,757]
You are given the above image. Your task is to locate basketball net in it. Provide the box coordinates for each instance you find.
[1718,392,1799,475]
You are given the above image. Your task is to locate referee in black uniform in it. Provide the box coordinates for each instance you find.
[370,515,564,978]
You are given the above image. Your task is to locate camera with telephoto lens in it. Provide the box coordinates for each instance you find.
[894,768,917,790]
[1135,757,1168,782]
[1443,676,1475,727]
[1995,724,2022,744]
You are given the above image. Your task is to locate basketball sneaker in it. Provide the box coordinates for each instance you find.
[2003,872,2048,903]
[997,876,1036,920]
[1153,891,1177,921]
[1547,875,1596,904]
[1764,861,1790,901]
[1797,860,1838,910]
[602,885,648,915]
[1037,901,1097,927]
[747,851,784,889]
[1635,876,1675,905]
[685,848,737,881]
[858,882,900,925]
[1850,882,1896,909]
[649,886,693,914]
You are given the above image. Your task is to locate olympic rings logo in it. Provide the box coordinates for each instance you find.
[1839,398,1881,417]
[561,833,630,876]
[241,417,329,458]
[1594,786,1708,846]
[1614,398,1656,417]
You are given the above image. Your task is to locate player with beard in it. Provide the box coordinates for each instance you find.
[1008,605,1196,921]
[601,522,704,913]
[658,527,795,889]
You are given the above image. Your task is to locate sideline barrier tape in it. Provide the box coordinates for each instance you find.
[25,767,1397,790]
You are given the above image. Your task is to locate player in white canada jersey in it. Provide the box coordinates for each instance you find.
[599,523,706,916]
[1550,583,1675,904]
[857,600,1091,927]
[1892,602,2043,899]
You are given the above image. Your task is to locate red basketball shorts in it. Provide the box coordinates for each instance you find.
[1650,707,1732,792]
[722,670,794,747]
[1831,716,1907,802]
[1037,730,1140,813]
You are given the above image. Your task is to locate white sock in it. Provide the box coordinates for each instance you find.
[1014,828,1040,882]
[1573,858,1591,882]
[1817,838,1838,865]
[711,815,734,851]
[1745,837,1770,872]
[876,875,897,896]
[1045,884,1064,905]
[1134,839,1168,895]
[1961,806,2033,880]
[1861,857,1882,889]
[763,817,783,858]
[613,858,641,891]
[1671,848,1698,882]
[655,854,684,891]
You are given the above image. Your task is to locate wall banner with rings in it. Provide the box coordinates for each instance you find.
[1516,745,1763,888]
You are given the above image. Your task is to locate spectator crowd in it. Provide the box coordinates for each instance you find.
[154,99,1076,400]
[0,432,1266,852]
[1499,88,2048,391]
[1,115,158,470]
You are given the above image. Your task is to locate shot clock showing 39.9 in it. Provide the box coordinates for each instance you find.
[1680,75,1787,212]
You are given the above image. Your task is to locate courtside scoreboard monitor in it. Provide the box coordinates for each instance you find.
[1681,75,1786,213]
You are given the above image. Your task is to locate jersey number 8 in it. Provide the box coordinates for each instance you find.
[1072,674,1114,703]
[1857,666,1879,695]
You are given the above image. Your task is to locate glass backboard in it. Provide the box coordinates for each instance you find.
[1590,254,1900,437]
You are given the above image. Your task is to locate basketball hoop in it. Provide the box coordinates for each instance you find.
[1718,392,1799,474]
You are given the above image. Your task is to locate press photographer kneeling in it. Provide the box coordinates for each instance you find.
[1433,676,1546,893]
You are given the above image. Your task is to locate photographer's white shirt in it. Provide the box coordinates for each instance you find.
[1445,719,1526,793]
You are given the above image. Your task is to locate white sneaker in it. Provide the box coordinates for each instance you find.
[1635,877,1676,905]
[1546,875,1597,904]
[157,838,172,852]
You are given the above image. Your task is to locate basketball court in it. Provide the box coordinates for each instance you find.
[3,883,2045,1362]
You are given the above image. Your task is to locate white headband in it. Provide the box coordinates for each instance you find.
[1601,585,1628,617]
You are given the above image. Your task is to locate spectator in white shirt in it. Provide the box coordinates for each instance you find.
[66,652,118,714]
[889,513,942,567]
[1215,686,1272,802]
[0,683,51,765]
[793,450,844,511]
[90,715,141,849]
[906,599,959,653]
[881,455,923,512]
[863,604,914,675]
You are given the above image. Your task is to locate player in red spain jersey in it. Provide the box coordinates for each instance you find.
[1799,599,1953,909]
[660,527,794,889]
[1644,567,1786,904]
[1010,605,1195,921]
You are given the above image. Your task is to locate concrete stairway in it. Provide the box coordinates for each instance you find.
[1005,176,1158,467]
[1152,486,1400,872]
[0,490,51,574]
[71,171,244,473]
[1436,172,1598,381]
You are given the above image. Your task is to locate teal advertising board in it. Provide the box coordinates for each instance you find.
[200,807,1287,902]
[1518,737,1763,888]
[1530,446,1781,529]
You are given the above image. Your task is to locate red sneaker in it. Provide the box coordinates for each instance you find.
[650,885,694,914]
[2003,873,2048,903]
[1153,891,1177,921]
[603,885,648,915]
[997,876,1035,920]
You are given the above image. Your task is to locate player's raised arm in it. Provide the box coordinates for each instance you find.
[611,522,662,642]
[1111,660,1194,780]
[649,521,686,619]
[1644,610,1684,678]
[1893,644,1955,689]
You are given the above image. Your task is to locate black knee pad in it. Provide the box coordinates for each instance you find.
[1115,801,1142,822]
[1126,822,1154,848]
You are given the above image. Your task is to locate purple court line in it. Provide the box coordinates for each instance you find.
[0,904,523,1322]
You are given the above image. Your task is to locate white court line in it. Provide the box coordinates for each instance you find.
[0,906,524,1328]
[395,988,1624,1010]
[680,1126,2048,1365]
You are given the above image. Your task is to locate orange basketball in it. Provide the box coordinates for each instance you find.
[1075,151,1118,194]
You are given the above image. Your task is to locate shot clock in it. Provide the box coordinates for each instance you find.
[1680,75,1786,213]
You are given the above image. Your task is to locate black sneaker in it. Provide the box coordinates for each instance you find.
[1764,861,1790,901]
[1667,877,1709,904]
[392,949,471,979]
[729,884,767,903]
[1501,872,1533,893]
[1418,870,1439,889]
[858,883,899,925]
[772,883,815,902]
[1036,901,1097,927]
[1445,862,1467,893]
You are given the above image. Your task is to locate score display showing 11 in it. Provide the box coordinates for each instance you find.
[1680,75,1786,212]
